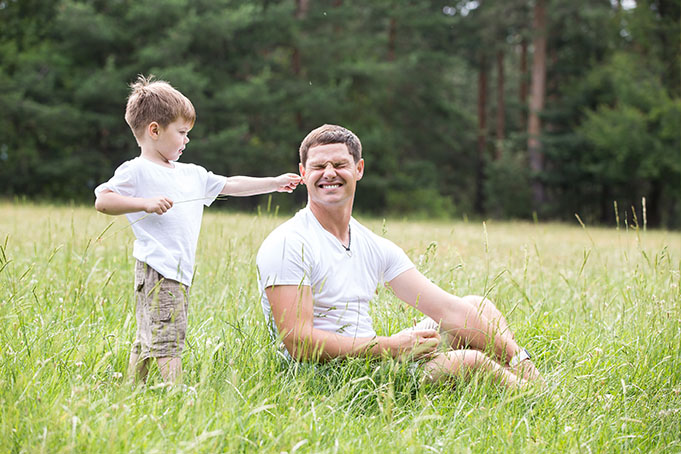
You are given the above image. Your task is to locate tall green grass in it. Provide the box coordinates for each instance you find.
[1,201,679,453]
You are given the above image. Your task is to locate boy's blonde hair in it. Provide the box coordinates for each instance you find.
[299,124,362,166]
[124,75,196,139]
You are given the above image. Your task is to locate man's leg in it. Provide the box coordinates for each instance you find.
[462,295,512,338]
[411,295,513,349]
[423,350,524,389]
[457,296,541,381]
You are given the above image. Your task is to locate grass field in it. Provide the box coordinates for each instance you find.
[1,201,679,453]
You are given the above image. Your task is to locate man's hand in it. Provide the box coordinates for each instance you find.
[143,196,173,215]
[388,329,440,359]
[274,173,302,193]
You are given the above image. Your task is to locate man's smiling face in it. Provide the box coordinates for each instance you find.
[300,143,364,208]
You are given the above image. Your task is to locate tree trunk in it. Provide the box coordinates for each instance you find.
[292,0,309,130]
[528,0,547,210]
[647,180,662,227]
[387,17,397,61]
[495,49,505,160]
[476,55,488,215]
[519,38,528,128]
[295,0,309,19]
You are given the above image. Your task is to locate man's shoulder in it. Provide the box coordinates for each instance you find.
[261,210,311,245]
[259,209,321,257]
[351,217,396,248]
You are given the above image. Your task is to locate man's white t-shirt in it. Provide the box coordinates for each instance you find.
[95,157,226,286]
[256,206,415,341]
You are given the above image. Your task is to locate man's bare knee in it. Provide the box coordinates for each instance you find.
[463,295,485,306]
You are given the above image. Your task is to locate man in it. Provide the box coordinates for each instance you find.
[256,124,541,388]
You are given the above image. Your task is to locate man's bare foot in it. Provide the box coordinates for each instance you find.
[513,359,544,385]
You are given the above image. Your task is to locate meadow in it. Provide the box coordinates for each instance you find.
[1,201,679,453]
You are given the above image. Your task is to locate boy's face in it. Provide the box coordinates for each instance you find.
[151,118,192,164]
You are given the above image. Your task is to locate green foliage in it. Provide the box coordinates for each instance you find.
[549,50,681,227]
[0,0,678,225]
[484,152,533,219]
[540,1,680,227]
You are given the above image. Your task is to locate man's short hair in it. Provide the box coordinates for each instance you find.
[124,75,196,139]
[299,124,362,166]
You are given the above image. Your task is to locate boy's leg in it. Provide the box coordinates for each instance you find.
[133,261,189,385]
[128,260,152,384]
[147,270,189,385]
[127,352,150,383]
[157,357,182,383]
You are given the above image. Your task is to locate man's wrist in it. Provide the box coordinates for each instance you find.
[371,336,393,357]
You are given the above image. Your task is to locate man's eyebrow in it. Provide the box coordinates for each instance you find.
[309,158,351,167]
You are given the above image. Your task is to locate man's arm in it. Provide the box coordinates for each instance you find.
[387,268,520,364]
[94,189,173,216]
[265,284,440,361]
[221,173,301,196]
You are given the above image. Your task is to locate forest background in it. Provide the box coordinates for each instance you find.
[1,0,679,227]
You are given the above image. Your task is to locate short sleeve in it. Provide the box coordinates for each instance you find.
[257,230,313,290]
[380,238,415,283]
[203,170,227,207]
[94,161,137,197]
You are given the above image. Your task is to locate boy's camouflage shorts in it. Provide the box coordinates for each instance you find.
[131,260,189,359]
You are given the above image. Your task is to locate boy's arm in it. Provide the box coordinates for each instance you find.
[94,189,173,215]
[220,173,301,196]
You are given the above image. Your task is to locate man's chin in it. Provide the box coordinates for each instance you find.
[310,196,351,207]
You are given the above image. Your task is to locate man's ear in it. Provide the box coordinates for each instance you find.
[356,159,365,181]
[299,162,306,182]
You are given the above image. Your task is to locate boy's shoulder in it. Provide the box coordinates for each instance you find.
[107,157,142,178]
[118,158,207,174]
[173,160,206,172]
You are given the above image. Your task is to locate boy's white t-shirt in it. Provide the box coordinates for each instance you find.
[95,157,226,286]
[256,207,414,340]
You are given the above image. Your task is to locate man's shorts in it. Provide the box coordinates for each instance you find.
[131,260,189,359]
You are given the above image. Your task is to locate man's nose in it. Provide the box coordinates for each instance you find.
[322,164,336,177]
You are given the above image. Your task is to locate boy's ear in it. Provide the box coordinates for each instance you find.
[147,122,160,139]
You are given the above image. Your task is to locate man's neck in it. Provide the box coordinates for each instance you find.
[308,201,353,243]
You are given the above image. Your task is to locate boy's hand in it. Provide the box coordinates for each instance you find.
[275,173,302,193]
[144,196,173,215]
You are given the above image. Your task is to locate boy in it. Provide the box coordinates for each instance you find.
[95,75,300,384]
